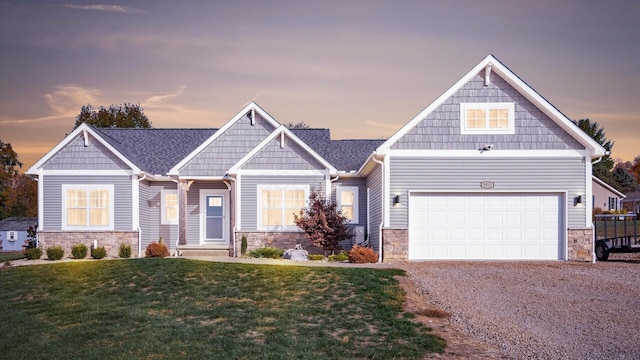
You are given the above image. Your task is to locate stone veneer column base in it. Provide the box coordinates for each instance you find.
[382,228,408,261]
[235,232,325,255]
[567,228,593,262]
[38,232,139,258]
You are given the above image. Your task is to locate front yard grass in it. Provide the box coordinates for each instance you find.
[0,258,443,359]
[0,252,24,262]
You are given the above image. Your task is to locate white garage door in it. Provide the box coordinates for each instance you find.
[409,193,564,260]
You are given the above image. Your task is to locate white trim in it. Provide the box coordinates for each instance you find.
[337,186,359,224]
[236,169,329,176]
[160,189,179,225]
[386,149,584,158]
[199,189,230,245]
[236,174,242,230]
[132,176,140,229]
[460,102,515,134]
[7,231,17,241]
[257,184,309,231]
[586,161,593,227]
[376,54,606,158]
[228,126,336,174]
[61,184,115,231]
[592,175,625,198]
[168,102,282,175]
[383,154,390,227]
[40,169,134,176]
[27,123,141,174]
[38,169,44,231]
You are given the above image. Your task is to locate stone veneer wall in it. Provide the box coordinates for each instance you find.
[382,228,408,261]
[38,232,139,258]
[567,228,593,262]
[236,232,325,255]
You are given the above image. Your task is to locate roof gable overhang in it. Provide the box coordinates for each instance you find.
[228,125,337,174]
[26,123,142,175]
[168,101,281,175]
[376,54,606,158]
[593,175,626,198]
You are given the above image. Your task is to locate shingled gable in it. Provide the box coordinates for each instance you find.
[167,102,281,176]
[228,125,337,174]
[26,123,142,175]
[376,54,606,157]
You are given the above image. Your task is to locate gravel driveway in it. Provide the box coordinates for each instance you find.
[400,259,640,359]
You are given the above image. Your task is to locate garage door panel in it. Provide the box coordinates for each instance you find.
[409,193,564,260]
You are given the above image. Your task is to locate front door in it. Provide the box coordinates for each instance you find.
[200,190,228,245]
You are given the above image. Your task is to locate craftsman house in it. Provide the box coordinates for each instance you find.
[27,55,605,261]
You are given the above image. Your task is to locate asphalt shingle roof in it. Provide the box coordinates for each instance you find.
[95,128,218,174]
[91,127,382,174]
[0,217,37,231]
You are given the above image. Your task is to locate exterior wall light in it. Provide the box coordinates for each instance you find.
[393,195,400,206]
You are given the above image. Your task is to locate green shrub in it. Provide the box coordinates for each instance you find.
[348,245,378,263]
[71,243,88,259]
[46,245,64,260]
[308,254,325,261]
[91,246,107,259]
[241,235,247,256]
[328,250,349,262]
[119,243,132,258]
[24,247,43,260]
[248,247,284,259]
[145,241,169,258]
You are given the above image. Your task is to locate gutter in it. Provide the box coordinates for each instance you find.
[223,174,237,257]
[137,174,148,258]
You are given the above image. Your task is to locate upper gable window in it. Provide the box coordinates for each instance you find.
[460,103,515,134]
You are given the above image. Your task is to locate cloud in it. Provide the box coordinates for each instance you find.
[364,120,402,131]
[63,4,146,15]
[44,85,100,115]
[145,85,187,105]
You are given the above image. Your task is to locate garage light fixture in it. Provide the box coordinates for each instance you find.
[393,195,400,206]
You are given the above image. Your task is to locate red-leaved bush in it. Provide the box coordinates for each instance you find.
[145,241,169,258]
[348,245,378,263]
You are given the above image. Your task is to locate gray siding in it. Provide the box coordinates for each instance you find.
[186,181,228,245]
[392,73,584,151]
[388,157,586,228]
[139,181,151,246]
[141,181,178,250]
[243,137,326,170]
[365,165,383,252]
[331,177,368,250]
[42,175,133,231]
[43,134,131,170]
[240,175,326,231]
[180,113,276,176]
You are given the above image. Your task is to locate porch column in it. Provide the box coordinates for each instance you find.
[178,179,188,245]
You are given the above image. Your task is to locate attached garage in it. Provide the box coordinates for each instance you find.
[408,193,565,260]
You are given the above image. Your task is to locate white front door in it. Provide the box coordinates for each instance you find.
[200,190,229,245]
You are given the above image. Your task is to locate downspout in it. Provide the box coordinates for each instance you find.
[372,154,384,263]
[137,174,148,258]
[223,175,237,257]
[590,153,606,263]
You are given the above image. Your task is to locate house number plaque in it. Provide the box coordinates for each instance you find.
[480,181,494,189]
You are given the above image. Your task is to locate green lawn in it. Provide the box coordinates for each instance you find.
[0,258,443,359]
[0,252,24,262]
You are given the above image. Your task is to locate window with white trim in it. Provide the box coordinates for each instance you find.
[161,189,178,225]
[8,231,17,241]
[258,185,309,230]
[460,103,515,134]
[337,186,359,224]
[62,185,114,230]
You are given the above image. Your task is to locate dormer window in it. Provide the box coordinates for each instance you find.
[460,103,515,134]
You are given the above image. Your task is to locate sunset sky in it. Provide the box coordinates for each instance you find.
[1,0,639,171]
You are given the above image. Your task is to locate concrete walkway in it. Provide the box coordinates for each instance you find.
[180,255,399,269]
